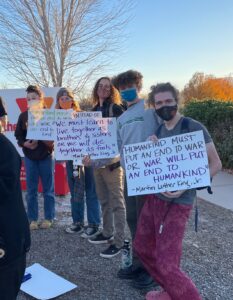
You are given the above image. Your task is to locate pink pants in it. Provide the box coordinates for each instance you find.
[133,195,202,300]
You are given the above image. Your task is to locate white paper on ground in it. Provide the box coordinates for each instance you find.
[20,263,77,300]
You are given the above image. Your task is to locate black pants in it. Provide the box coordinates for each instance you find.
[0,254,26,300]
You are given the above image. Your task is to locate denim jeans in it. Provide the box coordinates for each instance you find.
[24,156,55,221]
[66,161,100,226]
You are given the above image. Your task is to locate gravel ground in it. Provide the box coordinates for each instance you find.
[18,193,233,300]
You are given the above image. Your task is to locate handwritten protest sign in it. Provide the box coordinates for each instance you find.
[27,109,54,140]
[55,109,102,120]
[55,109,101,165]
[55,117,118,160]
[76,111,102,118]
[55,109,73,120]
[27,109,103,141]
[124,130,210,196]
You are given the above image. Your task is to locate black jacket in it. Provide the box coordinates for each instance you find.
[93,101,125,118]
[0,134,30,267]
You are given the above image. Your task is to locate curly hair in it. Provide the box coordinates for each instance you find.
[112,70,143,91]
[92,77,122,106]
[148,82,180,107]
[55,87,81,112]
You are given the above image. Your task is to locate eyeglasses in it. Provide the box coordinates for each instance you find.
[60,96,72,102]
[98,84,111,90]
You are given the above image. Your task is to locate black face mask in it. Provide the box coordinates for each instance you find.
[155,104,178,121]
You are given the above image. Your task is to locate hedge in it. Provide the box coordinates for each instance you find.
[182,99,233,169]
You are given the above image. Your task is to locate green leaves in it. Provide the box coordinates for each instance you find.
[182,99,233,169]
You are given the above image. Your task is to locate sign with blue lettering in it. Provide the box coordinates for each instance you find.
[123,130,210,196]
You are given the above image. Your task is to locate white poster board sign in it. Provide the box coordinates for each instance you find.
[55,117,118,160]
[124,130,210,196]
[0,87,60,155]
[55,110,102,120]
[26,110,103,141]
[20,263,77,300]
[75,111,102,118]
[27,109,55,140]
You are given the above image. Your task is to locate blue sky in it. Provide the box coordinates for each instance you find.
[1,0,233,94]
[112,0,233,93]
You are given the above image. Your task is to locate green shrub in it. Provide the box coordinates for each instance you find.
[182,99,233,169]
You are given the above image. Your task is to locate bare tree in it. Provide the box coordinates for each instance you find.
[0,0,134,91]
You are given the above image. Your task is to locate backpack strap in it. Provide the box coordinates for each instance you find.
[180,117,191,134]
[155,116,191,137]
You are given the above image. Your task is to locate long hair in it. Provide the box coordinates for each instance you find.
[55,87,81,112]
[92,77,122,106]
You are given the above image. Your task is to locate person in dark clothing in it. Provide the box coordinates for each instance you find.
[15,85,55,230]
[0,133,31,300]
[0,96,7,133]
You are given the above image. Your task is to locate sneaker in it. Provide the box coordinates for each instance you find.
[81,227,99,239]
[146,291,171,300]
[40,220,53,229]
[88,232,114,244]
[117,265,143,279]
[100,244,121,258]
[132,270,157,290]
[30,221,39,230]
[65,223,83,234]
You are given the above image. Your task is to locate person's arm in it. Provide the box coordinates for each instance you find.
[206,142,222,177]
[15,114,27,147]
[82,156,119,168]
[117,119,123,154]
[15,113,38,150]
[42,140,54,152]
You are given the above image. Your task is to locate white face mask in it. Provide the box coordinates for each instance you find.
[28,100,41,110]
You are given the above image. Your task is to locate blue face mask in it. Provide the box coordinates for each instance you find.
[120,88,137,102]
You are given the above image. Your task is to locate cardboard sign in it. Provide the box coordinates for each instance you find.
[55,117,118,160]
[124,130,210,196]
